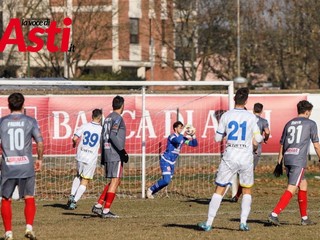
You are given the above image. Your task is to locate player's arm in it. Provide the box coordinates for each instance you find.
[277,144,284,164]
[263,124,270,142]
[184,137,198,147]
[72,135,79,148]
[312,142,320,161]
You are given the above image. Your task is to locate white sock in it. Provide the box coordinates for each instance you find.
[71,177,81,196]
[206,193,223,226]
[240,194,252,224]
[26,224,33,231]
[74,185,86,202]
[103,208,110,214]
[95,203,103,208]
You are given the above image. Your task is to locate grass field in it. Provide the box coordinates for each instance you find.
[3,167,320,240]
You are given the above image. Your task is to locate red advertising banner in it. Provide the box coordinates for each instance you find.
[0,94,307,155]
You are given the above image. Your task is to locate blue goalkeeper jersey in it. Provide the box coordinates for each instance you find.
[161,133,198,164]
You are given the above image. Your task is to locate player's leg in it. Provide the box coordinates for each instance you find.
[238,161,254,231]
[297,179,314,225]
[1,179,16,239]
[20,177,37,239]
[269,165,302,225]
[71,163,95,210]
[68,162,82,206]
[101,161,122,218]
[147,160,173,198]
[198,160,234,231]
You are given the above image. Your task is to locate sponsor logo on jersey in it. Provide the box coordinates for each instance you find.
[284,148,300,155]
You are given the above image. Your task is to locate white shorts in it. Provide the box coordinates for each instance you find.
[215,158,254,188]
[77,161,97,180]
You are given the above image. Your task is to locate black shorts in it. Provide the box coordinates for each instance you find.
[1,176,35,199]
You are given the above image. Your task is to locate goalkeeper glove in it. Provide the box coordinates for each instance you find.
[119,149,129,163]
[273,160,283,177]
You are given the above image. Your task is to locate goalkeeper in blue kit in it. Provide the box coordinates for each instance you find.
[146,121,198,199]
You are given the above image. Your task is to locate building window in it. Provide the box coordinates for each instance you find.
[130,18,139,44]
[161,19,166,45]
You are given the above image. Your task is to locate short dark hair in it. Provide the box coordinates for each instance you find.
[253,103,263,113]
[92,108,102,119]
[173,121,183,130]
[8,92,24,111]
[234,87,249,105]
[112,95,124,110]
[297,100,313,114]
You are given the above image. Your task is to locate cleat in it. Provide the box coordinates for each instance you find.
[101,211,119,219]
[25,230,36,240]
[301,218,316,226]
[68,201,77,210]
[268,213,280,226]
[239,223,249,231]
[230,196,238,203]
[197,222,212,232]
[91,205,103,216]
[4,232,13,240]
[146,188,154,199]
[67,195,74,207]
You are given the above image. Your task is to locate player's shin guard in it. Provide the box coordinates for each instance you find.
[240,194,252,224]
[25,198,36,226]
[273,190,293,215]
[98,184,110,205]
[298,190,307,218]
[207,193,223,226]
[1,198,12,232]
[104,192,116,209]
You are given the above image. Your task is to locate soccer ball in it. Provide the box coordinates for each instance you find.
[185,124,196,136]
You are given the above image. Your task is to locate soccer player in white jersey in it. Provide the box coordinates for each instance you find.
[0,93,44,240]
[198,87,263,232]
[67,109,102,210]
[268,100,320,226]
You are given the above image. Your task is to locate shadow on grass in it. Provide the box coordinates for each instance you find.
[163,223,236,231]
[184,198,210,205]
[229,218,292,226]
[42,203,69,209]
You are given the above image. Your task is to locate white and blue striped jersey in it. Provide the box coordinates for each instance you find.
[216,108,262,162]
[74,122,102,164]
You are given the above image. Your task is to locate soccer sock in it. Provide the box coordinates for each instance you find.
[240,194,252,224]
[71,177,81,196]
[273,190,293,215]
[74,185,86,202]
[1,198,12,232]
[25,198,36,227]
[104,192,116,210]
[298,189,307,218]
[206,193,223,226]
[97,184,110,205]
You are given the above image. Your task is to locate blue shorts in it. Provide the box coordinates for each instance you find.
[160,158,175,176]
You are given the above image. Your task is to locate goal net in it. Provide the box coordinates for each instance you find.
[0,80,234,200]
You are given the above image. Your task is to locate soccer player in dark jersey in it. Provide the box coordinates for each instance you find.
[92,96,127,218]
[0,93,44,240]
[268,100,320,226]
[146,121,198,199]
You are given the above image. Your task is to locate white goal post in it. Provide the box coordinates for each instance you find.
[0,80,234,199]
